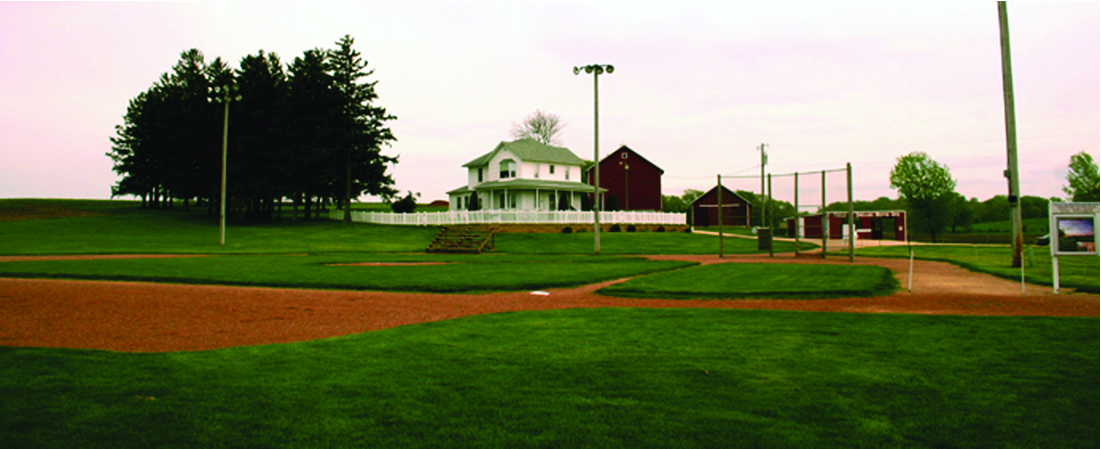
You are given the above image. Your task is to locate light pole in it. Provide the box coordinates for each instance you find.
[211,83,240,246]
[574,64,614,254]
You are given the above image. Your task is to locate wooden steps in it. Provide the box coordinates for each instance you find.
[426,226,495,254]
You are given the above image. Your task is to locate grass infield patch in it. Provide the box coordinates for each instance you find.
[599,263,899,299]
[0,253,696,293]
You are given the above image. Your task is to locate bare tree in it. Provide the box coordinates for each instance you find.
[510,110,564,145]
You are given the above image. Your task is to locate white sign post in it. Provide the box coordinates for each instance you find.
[1048,202,1100,293]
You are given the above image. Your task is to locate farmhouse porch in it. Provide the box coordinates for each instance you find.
[331,209,687,227]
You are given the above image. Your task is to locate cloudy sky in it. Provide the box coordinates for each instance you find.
[1,1,1097,205]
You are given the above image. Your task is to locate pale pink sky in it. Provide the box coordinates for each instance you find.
[1,1,1097,204]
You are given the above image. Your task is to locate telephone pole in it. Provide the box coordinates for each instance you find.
[759,143,768,227]
[998,1,1024,268]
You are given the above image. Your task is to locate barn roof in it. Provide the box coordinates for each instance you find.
[594,145,665,174]
[463,138,585,167]
[689,185,751,206]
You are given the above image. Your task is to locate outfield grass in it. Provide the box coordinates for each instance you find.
[1,308,1095,449]
[0,254,694,293]
[494,231,813,255]
[852,244,1100,294]
[599,263,899,299]
[0,199,440,255]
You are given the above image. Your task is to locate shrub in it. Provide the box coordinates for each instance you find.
[561,226,573,234]
[626,225,637,233]
[609,224,621,232]
[390,192,419,214]
[655,226,666,233]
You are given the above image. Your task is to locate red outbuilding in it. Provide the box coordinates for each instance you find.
[689,186,753,227]
[586,145,664,211]
[785,211,907,241]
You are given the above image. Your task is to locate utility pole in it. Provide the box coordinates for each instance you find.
[759,143,768,228]
[998,1,1024,268]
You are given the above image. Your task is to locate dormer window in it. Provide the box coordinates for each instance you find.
[550,165,556,174]
[499,159,516,179]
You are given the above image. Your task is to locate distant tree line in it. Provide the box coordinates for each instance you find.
[107,35,397,220]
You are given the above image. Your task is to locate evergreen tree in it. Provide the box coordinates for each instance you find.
[329,35,398,222]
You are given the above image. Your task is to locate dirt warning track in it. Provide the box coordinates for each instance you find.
[0,256,1096,352]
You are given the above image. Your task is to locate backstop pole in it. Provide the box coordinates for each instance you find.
[822,170,828,259]
[768,173,774,258]
[717,174,724,258]
[794,172,800,256]
[847,162,855,262]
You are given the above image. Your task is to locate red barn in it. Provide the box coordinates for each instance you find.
[690,186,753,227]
[586,145,664,211]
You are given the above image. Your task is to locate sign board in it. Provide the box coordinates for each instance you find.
[1048,202,1100,293]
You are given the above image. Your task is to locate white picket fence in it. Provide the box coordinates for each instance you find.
[330,209,687,226]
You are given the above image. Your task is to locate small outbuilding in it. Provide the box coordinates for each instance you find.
[785,210,907,241]
[689,186,753,227]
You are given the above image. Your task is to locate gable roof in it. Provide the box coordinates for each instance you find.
[596,145,665,174]
[689,185,752,207]
[463,138,585,168]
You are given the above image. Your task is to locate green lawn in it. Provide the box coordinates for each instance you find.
[599,263,899,299]
[0,254,693,293]
[494,231,813,255]
[0,199,439,255]
[2,199,1097,447]
[852,244,1099,294]
[1,308,1095,449]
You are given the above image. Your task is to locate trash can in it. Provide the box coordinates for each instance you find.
[757,227,772,251]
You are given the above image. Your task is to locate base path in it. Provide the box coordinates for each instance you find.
[0,255,1096,352]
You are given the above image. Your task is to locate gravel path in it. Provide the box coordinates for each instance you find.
[1,254,1096,352]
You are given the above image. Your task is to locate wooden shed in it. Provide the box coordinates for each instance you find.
[689,186,753,227]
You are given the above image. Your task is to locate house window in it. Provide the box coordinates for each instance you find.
[478,168,483,182]
[535,164,540,179]
[457,197,463,209]
[550,165,555,175]
[499,159,516,179]
[621,152,628,159]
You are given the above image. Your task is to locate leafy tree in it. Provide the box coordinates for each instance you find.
[1063,151,1100,202]
[946,192,974,233]
[510,110,564,145]
[889,152,957,243]
[681,189,704,204]
[661,195,688,213]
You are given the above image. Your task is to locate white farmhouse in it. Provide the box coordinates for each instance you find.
[447,138,601,212]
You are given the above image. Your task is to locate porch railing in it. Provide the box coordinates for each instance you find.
[330,209,687,226]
